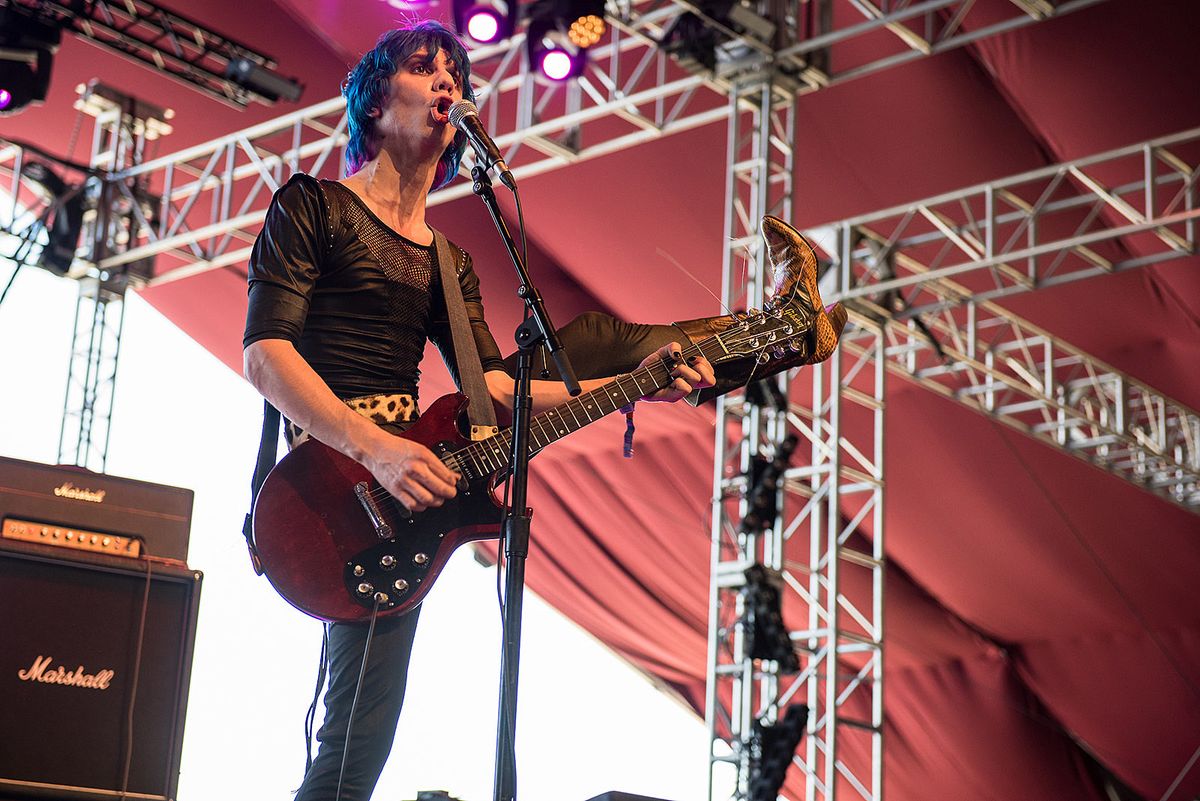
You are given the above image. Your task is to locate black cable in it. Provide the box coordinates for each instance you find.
[336,598,382,801]
[304,628,329,776]
[118,558,154,801]
[0,136,99,176]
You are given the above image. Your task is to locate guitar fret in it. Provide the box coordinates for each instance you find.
[543,408,569,439]
[446,317,788,478]
[564,399,583,431]
[533,413,555,446]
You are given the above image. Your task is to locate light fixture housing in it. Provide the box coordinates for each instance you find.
[0,7,61,117]
[453,0,516,45]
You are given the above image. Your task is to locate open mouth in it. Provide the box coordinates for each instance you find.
[431,97,452,124]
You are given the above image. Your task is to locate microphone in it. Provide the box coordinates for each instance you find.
[448,100,516,190]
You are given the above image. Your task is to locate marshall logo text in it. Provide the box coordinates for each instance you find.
[52,482,106,503]
[18,655,115,690]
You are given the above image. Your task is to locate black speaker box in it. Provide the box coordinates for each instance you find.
[0,545,201,801]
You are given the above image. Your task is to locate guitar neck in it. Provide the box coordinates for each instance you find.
[453,334,729,478]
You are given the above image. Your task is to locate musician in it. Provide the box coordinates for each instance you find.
[243,19,844,801]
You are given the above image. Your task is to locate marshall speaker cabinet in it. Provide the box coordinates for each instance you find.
[0,455,200,801]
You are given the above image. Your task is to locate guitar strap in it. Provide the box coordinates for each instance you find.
[242,178,496,573]
[241,400,278,575]
[431,228,498,434]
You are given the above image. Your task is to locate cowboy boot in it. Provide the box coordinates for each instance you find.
[672,215,848,405]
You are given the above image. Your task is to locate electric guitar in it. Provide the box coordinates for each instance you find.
[251,301,812,622]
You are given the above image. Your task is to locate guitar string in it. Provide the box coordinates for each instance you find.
[358,317,796,505]
[360,312,805,506]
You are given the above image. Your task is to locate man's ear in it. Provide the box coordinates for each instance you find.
[368,107,381,118]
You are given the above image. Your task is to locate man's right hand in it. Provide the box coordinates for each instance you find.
[364,434,460,513]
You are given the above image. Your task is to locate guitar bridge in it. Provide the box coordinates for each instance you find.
[354,481,396,539]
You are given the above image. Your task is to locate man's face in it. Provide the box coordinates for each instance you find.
[375,47,466,158]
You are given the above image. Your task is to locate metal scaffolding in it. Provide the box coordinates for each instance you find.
[94,0,1113,285]
[57,83,172,471]
[11,1,1190,799]
[814,126,1200,512]
[4,0,287,106]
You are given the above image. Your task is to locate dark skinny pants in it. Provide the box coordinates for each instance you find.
[293,313,682,801]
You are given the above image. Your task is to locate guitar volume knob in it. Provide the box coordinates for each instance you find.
[353,565,365,577]
[393,579,409,593]
[357,582,374,596]
[380,554,396,570]
[413,553,429,566]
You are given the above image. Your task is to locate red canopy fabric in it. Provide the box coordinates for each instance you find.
[7,0,1198,798]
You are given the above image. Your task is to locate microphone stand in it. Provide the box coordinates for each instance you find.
[469,165,579,801]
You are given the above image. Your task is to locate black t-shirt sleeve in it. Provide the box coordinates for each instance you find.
[243,175,330,348]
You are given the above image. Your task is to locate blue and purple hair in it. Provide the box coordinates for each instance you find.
[342,21,477,190]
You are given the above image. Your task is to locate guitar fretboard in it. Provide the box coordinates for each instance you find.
[450,333,732,479]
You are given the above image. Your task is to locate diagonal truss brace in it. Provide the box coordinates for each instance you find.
[836,295,1200,511]
[819,127,1200,318]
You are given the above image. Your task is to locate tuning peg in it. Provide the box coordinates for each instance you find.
[772,346,786,359]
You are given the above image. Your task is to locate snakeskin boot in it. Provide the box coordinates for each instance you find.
[672,215,848,405]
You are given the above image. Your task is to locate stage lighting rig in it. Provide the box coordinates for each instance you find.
[453,0,516,45]
[660,0,777,77]
[742,564,799,671]
[749,704,808,801]
[740,432,798,534]
[0,5,61,116]
[0,0,300,107]
[17,159,87,275]
[525,0,607,82]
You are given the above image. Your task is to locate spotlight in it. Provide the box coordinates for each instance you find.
[16,160,86,276]
[224,58,304,104]
[525,0,606,81]
[0,7,61,117]
[749,704,808,801]
[453,0,516,45]
[526,21,583,82]
[742,564,799,672]
[566,13,605,48]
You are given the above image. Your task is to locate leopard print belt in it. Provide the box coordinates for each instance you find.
[284,393,418,449]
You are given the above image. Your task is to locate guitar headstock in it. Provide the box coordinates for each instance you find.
[716,300,813,364]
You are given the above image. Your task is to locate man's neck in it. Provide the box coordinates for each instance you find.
[343,152,439,244]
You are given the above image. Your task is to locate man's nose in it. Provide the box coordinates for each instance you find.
[433,69,455,93]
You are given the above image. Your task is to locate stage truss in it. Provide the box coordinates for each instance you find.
[10,1,1200,799]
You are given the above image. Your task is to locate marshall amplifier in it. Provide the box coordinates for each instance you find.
[0,458,200,801]
[0,547,202,801]
[0,455,194,563]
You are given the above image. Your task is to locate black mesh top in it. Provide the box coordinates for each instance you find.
[244,175,505,402]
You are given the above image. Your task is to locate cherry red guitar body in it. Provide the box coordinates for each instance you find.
[252,393,503,622]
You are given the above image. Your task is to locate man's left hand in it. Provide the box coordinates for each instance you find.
[638,341,715,403]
